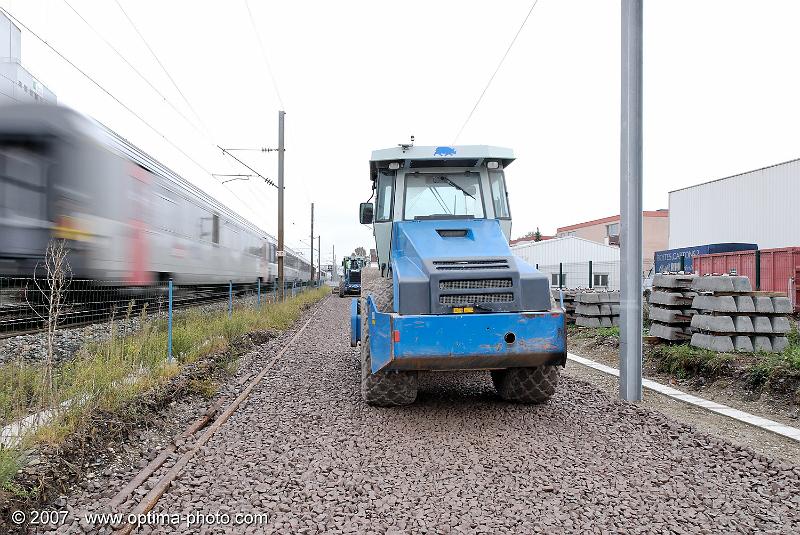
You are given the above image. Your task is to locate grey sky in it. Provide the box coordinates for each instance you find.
[5,0,800,261]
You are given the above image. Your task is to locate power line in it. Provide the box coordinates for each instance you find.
[244,0,285,109]
[114,0,209,133]
[62,0,211,146]
[0,6,214,176]
[109,1,277,189]
[452,0,540,143]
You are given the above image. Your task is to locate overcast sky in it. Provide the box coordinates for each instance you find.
[4,0,800,262]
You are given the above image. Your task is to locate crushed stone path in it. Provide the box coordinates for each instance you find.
[141,296,800,534]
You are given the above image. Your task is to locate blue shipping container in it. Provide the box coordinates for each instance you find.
[654,243,757,273]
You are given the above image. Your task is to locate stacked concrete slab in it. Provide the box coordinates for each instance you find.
[551,289,577,323]
[574,291,620,328]
[688,275,792,353]
[648,274,698,341]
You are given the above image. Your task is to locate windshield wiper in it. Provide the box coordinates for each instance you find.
[435,175,475,200]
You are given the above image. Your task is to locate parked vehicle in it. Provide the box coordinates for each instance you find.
[338,255,365,297]
[653,243,757,274]
[351,145,566,406]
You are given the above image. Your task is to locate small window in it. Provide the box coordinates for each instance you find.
[593,273,609,287]
[607,223,619,237]
[212,214,220,244]
[375,171,394,222]
[551,273,566,287]
[489,171,510,219]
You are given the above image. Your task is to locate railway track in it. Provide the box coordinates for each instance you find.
[0,282,291,339]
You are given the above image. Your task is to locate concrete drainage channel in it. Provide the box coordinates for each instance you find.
[27,296,800,533]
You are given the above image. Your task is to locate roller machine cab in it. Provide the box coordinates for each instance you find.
[351,145,567,406]
[339,255,366,297]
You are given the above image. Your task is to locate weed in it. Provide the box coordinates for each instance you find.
[651,343,734,379]
[0,286,329,490]
[188,378,217,399]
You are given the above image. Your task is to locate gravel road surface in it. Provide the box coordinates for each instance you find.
[139,296,800,534]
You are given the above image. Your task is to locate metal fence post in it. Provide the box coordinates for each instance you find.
[228,280,233,319]
[257,279,261,309]
[755,249,761,290]
[589,260,593,288]
[559,262,563,289]
[167,278,173,363]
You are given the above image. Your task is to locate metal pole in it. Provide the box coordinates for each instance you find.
[257,278,261,309]
[167,278,173,363]
[228,280,233,319]
[310,202,315,281]
[277,110,286,301]
[755,249,761,290]
[318,236,321,283]
[620,0,643,402]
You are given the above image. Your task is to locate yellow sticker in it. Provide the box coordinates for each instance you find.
[463,307,474,313]
[453,307,463,314]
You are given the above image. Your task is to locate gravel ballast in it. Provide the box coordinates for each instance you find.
[38,296,800,533]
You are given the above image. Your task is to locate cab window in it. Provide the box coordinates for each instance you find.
[489,171,510,219]
[375,171,394,221]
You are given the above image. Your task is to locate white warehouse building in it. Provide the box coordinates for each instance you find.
[669,159,800,249]
[511,236,620,291]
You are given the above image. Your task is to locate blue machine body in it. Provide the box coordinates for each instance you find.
[356,296,565,372]
[654,243,758,273]
[351,219,565,371]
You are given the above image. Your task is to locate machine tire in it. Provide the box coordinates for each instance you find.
[491,366,559,404]
[359,268,415,406]
[338,281,345,298]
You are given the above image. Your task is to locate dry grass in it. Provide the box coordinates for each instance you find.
[0,286,329,490]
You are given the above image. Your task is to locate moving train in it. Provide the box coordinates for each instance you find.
[0,103,312,285]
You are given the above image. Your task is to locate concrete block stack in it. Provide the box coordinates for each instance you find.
[648,274,698,341]
[688,275,792,353]
[551,289,577,323]
[574,291,620,328]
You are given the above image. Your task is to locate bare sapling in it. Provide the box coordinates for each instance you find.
[26,239,72,408]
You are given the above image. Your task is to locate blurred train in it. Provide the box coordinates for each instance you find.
[0,103,313,285]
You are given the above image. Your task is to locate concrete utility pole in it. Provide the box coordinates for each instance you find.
[620,0,643,402]
[318,236,321,282]
[310,202,315,281]
[332,244,335,283]
[277,110,285,301]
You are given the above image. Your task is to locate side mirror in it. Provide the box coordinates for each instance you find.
[359,202,374,224]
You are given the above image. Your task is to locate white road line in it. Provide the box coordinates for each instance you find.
[567,352,800,443]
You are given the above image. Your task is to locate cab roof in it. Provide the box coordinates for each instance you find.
[369,145,515,180]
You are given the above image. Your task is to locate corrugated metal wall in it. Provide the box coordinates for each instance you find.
[669,159,800,249]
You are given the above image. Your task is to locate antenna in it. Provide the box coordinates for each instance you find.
[399,135,415,152]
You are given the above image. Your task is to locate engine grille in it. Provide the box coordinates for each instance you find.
[439,278,512,290]
[439,293,514,305]
[434,259,509,271]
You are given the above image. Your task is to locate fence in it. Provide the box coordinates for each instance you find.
[0,276,323,340]
[534,261,622,291]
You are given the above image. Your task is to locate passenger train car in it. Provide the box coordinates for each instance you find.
[0,104,311,285]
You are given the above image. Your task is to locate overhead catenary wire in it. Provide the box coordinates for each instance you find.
[452,0,540,144]
[0,6,215,177]
[113,0,209,134]
[61,0,210,146]
[109,1,278,190]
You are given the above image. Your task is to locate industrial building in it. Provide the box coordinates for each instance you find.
[0,13,56,105]
[555,210,668,273]
[669,159,800,250]
[511,236,620,291]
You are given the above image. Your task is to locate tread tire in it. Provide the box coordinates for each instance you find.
[360,269,416,406]
[491,366,559,404]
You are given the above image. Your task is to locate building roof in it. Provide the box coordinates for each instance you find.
[668,157,800,194]
[556,210,668,233]
[509,234,554,246]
